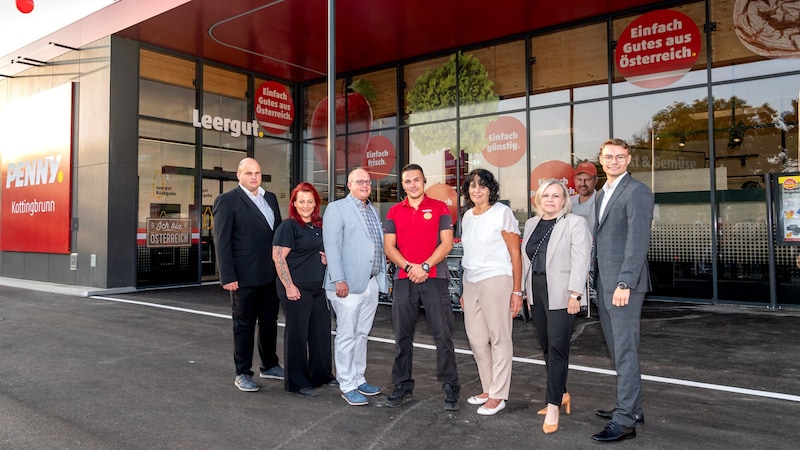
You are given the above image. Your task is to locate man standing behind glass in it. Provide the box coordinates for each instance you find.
[570,161,599,234]
[571,161,599,312]
[323,167,387,406]
[383,163,460,411]
[213,157,284,392]
[591,138,654,443]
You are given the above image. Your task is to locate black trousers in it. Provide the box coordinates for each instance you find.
[231,281,280,376]
[390,278,459,389]
[530,273,574,406]
[278,282,334,392]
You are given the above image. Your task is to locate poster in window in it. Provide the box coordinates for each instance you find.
[777,173,800,244]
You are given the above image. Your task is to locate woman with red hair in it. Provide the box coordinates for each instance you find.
[272,182,334,397]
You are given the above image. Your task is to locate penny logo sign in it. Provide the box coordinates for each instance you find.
[616,9,701,89]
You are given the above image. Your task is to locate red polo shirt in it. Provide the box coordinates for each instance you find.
[384,195,452,279]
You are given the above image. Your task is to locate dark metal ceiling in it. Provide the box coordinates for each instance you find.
[116,0,662,83]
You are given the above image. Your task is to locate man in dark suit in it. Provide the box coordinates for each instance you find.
[213,157,284,392]
[591,138,654,442]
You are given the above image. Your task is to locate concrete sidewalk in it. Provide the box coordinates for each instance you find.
[1,281,799,449]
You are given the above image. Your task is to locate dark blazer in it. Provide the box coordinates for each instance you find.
[213,186,282,287]
[594,173,654,292]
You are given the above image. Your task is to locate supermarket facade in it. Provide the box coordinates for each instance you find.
[0,0,798,306]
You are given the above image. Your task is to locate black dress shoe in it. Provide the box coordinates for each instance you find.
[591,422,636,442]
[443,383,460,411]
[296,387,319,397]
[384,386,412,408]
[595,409,614,419]
[595,409,644,424]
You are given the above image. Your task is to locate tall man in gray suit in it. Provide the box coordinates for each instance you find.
[323,167,388,406]
[591,138,654,443]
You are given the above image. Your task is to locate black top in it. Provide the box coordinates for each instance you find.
[272,220,325,285]
[526,217,557,273]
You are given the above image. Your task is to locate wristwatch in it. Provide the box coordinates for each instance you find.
[421,262,431,272]
[570,293,582,301]
[512,291,524,297]
[404,263,412,273]
[617,281,630,290]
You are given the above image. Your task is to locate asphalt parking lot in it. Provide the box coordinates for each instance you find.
[1,281,799,449]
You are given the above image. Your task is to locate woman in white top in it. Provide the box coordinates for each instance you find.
[459,169,522,416]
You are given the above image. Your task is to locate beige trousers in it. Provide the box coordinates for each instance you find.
[461,275,514,400]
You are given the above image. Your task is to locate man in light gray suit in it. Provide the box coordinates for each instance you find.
[323,167,388,406]
[591,138,654,443]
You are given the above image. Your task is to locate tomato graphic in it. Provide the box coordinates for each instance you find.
[309,79,375,171]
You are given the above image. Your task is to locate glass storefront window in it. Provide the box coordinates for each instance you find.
[137,137,198,286]
[140,79,195,122]
[531,22,608,104]
[574,100,611,162]
[255,137,292,218]
[202,92,248,151]
[297,0,800,306]
[139,118,195,145]
[712,77,799,188]
[138,50,296,286]
[612,87,715,300]
[138,50,198,286]
[650,202,714,299]
[612,87,709,173]
[530,106,571,167]
[529,101,608,174]
[710,76,799,303]
[203,147,244,172]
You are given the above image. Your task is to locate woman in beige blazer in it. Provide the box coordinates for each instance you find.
[521,179,591,434]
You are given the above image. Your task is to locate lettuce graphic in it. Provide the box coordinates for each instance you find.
[406,52,499,158]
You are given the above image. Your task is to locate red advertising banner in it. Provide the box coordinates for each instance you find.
[361,135,396,180]
[255,81,294,135]
[482,116,526,168]
[0,83,73,253]
[615,9,701,89]
[426,183,459,227]
[530,160,576,197]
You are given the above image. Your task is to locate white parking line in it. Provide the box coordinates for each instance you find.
[92,295,800,403]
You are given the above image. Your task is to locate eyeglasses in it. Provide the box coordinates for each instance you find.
[601,154,629,163]
[350,179,371,186]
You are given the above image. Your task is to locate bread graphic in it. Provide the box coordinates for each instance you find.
[733,0,800,58]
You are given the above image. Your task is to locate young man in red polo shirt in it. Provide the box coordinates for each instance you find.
[383,163,460,411]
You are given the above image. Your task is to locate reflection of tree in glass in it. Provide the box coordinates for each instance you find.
[775,99,799,172]
[406,52,498,158]
[629,96,798,173]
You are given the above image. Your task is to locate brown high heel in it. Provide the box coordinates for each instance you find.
[543,420,559,434]
[537,392,571,415]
